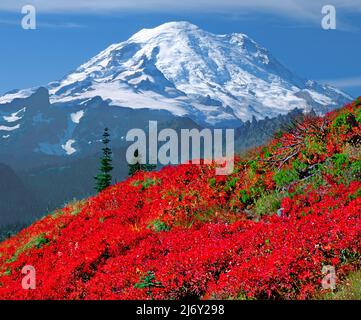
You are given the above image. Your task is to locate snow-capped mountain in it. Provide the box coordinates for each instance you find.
[0,22,354,224]
[0,21,351,128]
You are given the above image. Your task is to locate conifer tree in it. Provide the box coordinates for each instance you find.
[94,128,113,192]
[128,149,156,177]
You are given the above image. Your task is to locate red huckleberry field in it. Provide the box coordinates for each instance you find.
[0,99,360,300]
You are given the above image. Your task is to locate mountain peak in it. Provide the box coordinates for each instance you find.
[129,21,201,42]
[0,21,352,126]
[143,20,199,32]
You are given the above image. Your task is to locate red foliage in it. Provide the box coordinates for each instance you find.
[0,101,360,300]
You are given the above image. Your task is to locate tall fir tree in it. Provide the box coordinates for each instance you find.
[128,149,156,177]
[94,128,113,192]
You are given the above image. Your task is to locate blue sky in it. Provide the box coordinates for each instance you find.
[0,0,360,97]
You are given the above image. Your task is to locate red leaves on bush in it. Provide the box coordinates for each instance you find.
[0,101,360,300]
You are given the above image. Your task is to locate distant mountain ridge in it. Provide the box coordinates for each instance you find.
[0,163,43,226]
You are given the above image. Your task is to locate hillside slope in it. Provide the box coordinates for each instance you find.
[0,99,360,300]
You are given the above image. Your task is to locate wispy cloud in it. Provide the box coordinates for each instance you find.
[0,19,18,26]
[0,0,360,18]
[38,22,85,29]
[0,1,360,33]
[0,18,85,28]
[320,76,361,88]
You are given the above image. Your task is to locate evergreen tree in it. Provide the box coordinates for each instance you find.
[94,128,113,192]
[128,149,142,177]
[128,149,156,177]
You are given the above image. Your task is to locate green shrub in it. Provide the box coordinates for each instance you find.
[292,159,307,172]
[331,112,353,132]
[355,97,361,107]
[208,177,216,188]
[356,108,361,123]
[134,271,163,296]
[305,135,325,156]
[351,160,361,176]
[248,160,258,171]
[254,191,282,216]
[332,153,350,176]
[6,234,49,263]
[275,131,283,139]
[273,168,298,187]
[224,177,239,192]
[261,147,271,159]
[249,185,265,199]
[238,189,252,205]
[132,177,160,190]
[148,220,170,232]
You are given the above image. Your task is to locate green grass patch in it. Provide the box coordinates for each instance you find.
[320,270,361,300]
[6,233,50,264]
[273,168,298,188]
[147,220,170,232]
[254,191,283,216]
[131,177,161,190]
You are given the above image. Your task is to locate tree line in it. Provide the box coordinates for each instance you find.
[94,128,155,192]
